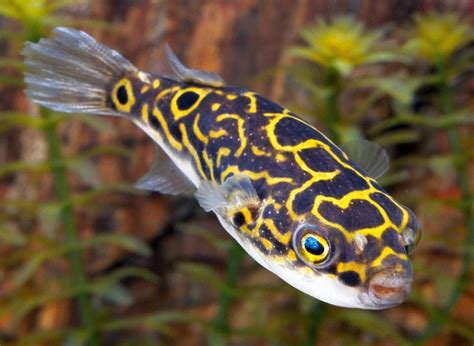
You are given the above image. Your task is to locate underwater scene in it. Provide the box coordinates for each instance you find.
[0,1,473,345]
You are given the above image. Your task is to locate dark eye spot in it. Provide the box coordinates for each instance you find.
[338,271,361,287]
[233,212,245,227]
[177,91,199,110]
[117,85,128,104]
[304,236,324,255]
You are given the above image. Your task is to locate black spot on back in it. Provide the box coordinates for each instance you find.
[338,271,361,287]
[117,85,128,104]
[233,212,245,227]
[177,91,199,110]
[318,199,385,232]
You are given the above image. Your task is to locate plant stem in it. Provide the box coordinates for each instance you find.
[301,67,340,345]
[416,59,474,342]
[303,301,326,346]
[325,67,340,143]
[209,243,244,346]
[42,110,100,345]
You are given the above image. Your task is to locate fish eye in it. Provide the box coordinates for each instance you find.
[401,227,421,254]
[293,225,331,266]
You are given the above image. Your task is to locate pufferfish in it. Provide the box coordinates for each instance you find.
[22,27,421,309]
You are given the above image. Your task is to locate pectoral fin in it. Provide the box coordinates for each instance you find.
[341,140,389,179]
[195,174,260,212]
[135,147,195,195]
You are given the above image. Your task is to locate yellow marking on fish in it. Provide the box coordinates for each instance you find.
[140,85,150,94]
[221,165,293,185]
[286,170,340,220]
[202,150,215,181]
[251,146,271,157]
[244,92,257,113]
[261,238,274,251]
[155,86,179,103]
[264,218,292,245]
[287,249,297,261]
[171,87,209,120]
[152,106,182,151]
[212,103,221,111]
[337,262,367,282]
[209,129,229,138]
[226,94,237,100]
[111,78,135,113]
[193,113,208,145]
[371,247,408,268]
[240,208,254,224]
[216,114,246,156]
[141,103,149,122]
[276,153,287,162]
[153,79,160,89]
[179,123,206,178]
[216,147,231,167]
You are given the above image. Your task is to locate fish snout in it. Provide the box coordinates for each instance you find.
[368,270,412,307]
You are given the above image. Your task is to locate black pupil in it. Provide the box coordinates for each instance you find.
[177,91,199,110]
[117,85,128,104]
[304,236,324,256]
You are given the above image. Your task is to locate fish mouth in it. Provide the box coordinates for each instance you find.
[366,269,412,308]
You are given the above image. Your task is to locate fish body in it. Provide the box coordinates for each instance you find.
[23,28,421,309]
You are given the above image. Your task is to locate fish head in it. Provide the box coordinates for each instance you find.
[266,204,421,309]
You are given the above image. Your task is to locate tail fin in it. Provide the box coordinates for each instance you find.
[22,27,138,115]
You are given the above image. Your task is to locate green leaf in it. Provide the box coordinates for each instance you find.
[374,129,420,146]
[178,223,232,251]
[12,234,152,288]
[178,262,223,291]
[103,311,195,333]
[0,225,27,246]
[333,310,407,344]
[37,203,62,236]
[66,159,100,186]
[99,283,134,306]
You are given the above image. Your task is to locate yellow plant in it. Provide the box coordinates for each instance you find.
[405,12,472,62]
[290,16,393,76]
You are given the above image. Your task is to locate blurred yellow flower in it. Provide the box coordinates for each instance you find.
[406,12,472,62]
[0,0,51,21]
[290,16,392,76]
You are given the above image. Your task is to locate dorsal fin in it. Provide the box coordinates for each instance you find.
[165,44,226,87]
[341,140,389,179]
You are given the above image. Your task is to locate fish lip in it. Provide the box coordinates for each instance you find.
[365,269,413,308]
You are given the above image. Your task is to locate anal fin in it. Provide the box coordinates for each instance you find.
[135,147,195,195]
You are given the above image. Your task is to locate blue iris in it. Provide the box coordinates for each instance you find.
[304,236,324,255]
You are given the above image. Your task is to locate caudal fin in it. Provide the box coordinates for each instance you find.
[22,27,139,115]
